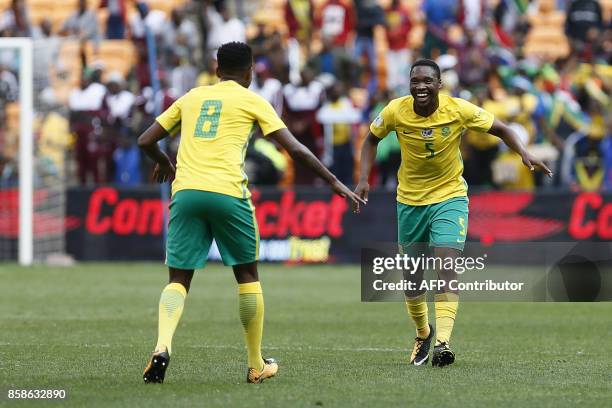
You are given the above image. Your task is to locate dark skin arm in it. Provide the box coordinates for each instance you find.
[353,119,554,212]
[137,121,175,183]
[267,128,365,208]
[137,123,366,208]
[353,131,381,213]
[488,118,553,177]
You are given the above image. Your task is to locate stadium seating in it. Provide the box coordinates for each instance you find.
[524,1,569,60]
[51,39,136,103]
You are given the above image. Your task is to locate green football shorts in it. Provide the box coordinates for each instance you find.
[397,196,469,252]
[166,189,259,269]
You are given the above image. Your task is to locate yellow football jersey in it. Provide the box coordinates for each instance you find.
[156,80,287,199]
[370,93,495,206]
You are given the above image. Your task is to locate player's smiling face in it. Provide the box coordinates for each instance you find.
[409,66,442,109]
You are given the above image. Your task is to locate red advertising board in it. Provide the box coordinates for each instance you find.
[51,187,612,262]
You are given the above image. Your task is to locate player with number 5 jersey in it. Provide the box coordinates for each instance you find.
[354,59,552,368]
[137,42,365,385]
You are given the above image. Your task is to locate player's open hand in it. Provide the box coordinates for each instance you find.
[153,161,176,183]
[331,179,366,211]
[352,181,370,214]
[521,153,553,178]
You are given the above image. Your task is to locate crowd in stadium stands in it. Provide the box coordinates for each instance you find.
[0,0,610,192]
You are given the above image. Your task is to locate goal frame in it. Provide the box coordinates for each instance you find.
[0,38,34,265]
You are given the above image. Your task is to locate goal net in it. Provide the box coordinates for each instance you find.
[0,38,68,265]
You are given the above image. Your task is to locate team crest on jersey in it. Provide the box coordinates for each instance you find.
[373,115,383,128]
[421,128,433,138]
[441,126,450,137]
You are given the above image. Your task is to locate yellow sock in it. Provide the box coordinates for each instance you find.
[405,294,430,339]
[434,292,459,345]
[238,282,264,371]
[155,283,187,355]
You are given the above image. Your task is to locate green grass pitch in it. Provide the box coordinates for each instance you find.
[1,263,611,407]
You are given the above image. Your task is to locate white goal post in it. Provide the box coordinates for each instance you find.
[0,38,33,266]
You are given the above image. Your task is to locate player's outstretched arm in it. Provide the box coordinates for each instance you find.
[353,132,381,213]
[267,128,366,209]
[488,119,553,178]
[137,122,176,183]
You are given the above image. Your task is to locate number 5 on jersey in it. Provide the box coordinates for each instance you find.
[195,100,223,138]
[425,142,435,159]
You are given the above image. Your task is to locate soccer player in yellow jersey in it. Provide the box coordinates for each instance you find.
[138,42,364,384]
[355,59,552,367]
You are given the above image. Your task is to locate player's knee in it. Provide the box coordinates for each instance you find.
[168,268,194,292]
[232,262,259,284]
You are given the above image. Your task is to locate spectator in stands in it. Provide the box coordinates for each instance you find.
[129,1,168,43]
[262,31,291,84]
[353,0,385,91]
[100,0,128,39]
[283,68,324,184]
[565,0,604,57]
[370,89,401,188]
[457,29,489,89]
[250,60,283,115]
[461,0,486,32]
[562,115,608,191]
[316,81,361,185]
[169,53,197,96]
[306,35,359,87]
[32,19,60,94]
[104,71,134,127]
[0,154,17,186]
[463,88,501,187]
[249,16,289,84]
[421,0,460,58]
[37,88,71,179]
[0,57,17,156]
[60,0,100,43]
[206,2,246,56]
[140,70,178,118]
[196,55,219,87]
[0,0,30,37]
[318,0,355,48]
[437,54,460,95]
[249,14,273,61]
[384,0,412,94]
[0,62,18,104]
[164,8,199,60]
[492,0,528,48]
[133,44,152,89]
[285,0,314,83]
[285,0,314,46]
[113,135,141,185]
[492,123,535,190]
[68,69,107,184]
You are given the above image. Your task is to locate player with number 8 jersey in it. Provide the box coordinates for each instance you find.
[156,81,284,200]
[138,42,364,384]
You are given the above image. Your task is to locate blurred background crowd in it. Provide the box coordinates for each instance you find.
[0,0,610,192]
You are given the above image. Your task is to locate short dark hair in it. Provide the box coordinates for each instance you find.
[410,59,441,80]
[217,42,253,73]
